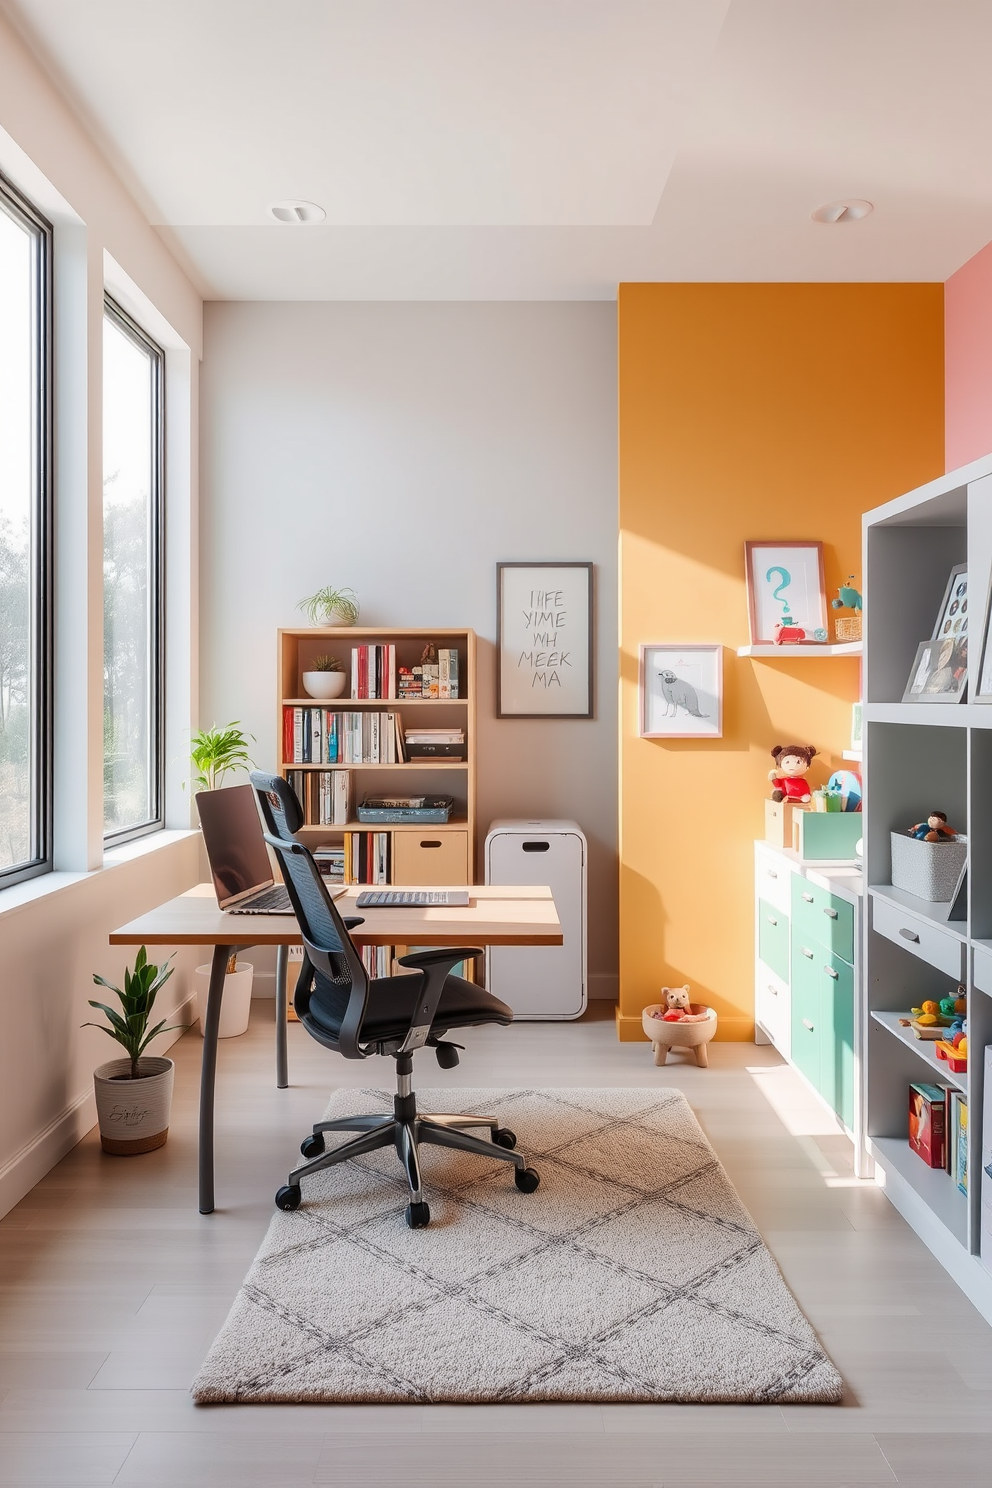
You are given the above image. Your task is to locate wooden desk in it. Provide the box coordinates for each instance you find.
[110,884,561,1213]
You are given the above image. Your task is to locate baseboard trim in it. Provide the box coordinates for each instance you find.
[615,1011,756,1043]
[0,992,196,1221]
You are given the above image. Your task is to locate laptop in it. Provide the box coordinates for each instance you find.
[196,782,297,914]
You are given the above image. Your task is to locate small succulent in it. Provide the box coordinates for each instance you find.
[310,655,344,673]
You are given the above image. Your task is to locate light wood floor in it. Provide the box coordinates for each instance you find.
[2,1003,992,1487]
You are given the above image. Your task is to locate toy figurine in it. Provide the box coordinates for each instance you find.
[831,578,863,613]
[769,743,817,805]
[908,812,958,842]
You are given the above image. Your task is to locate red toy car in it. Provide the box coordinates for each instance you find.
[774,620,807,644]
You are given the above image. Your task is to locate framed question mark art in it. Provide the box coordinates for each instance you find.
[744,541,828,646]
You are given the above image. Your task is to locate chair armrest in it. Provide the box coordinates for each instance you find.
[342,916,365,931]
[397,947,482,970]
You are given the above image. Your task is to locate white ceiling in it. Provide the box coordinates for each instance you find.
[7,0,992,299]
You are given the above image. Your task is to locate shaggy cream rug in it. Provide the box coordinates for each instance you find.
[192,1087,842,1404]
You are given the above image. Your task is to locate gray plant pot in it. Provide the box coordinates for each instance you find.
[93,1056,174,1155]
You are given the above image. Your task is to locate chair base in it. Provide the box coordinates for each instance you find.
[276,1058,538,1224]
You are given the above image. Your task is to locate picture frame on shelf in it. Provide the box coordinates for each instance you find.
[974,578,992,703]
[931,562,968,643]
[902,635,968,704]
[744,541,828,645]
[496,562,593,718]
[639,644,723,739]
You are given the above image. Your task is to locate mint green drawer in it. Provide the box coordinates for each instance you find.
[758,899,790,982]
[819,950,855,1131]
[792,878,854,963]
[790,945,821,1090]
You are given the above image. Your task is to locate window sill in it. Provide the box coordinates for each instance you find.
[0,829,198,923]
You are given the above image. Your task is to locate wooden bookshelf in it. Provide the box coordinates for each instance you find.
[277,627,477,887]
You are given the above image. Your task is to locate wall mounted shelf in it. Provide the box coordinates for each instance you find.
[737,642,862,658]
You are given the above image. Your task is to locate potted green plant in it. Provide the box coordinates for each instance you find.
[85,947,179,1154]
[302,653,347,700]
[190,722,257,1035]
[297,584,360,627]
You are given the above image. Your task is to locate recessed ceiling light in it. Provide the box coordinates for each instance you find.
[267,201,326,225]
[810,199,874,225]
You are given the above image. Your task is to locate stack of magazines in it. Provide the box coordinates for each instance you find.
[403,728,464,761]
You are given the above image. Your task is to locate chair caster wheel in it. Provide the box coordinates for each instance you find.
[300,1133,325,1159]
[493,1127,517,1149]
[514,1167,540,1194]
[275,1185,302,1212]
[405,1201,430,1228]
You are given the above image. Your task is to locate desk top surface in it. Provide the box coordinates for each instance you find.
[109,882,563,948]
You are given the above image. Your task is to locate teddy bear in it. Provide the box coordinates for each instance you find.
[652,985,709,1023]
[768,743,817,804]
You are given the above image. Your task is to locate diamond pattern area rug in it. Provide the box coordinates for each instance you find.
[192,1087,842,1405]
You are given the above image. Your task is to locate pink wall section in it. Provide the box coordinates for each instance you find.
[946,239,992,469]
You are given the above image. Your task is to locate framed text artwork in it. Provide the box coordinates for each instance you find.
[744,541,828,645]
[496,562,593,717]
[639,644,723,740]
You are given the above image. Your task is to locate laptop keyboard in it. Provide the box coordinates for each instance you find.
[229,885,294,914]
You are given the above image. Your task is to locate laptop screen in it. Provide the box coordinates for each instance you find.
[196,783,275,909]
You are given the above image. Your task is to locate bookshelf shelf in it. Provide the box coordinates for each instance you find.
[870,1010,968,1093]
[867,1136,968,1247]
[277,627,477,901]
[737,641,862,658]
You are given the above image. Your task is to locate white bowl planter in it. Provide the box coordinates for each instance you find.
[194,960,254,1038]
[302,670,347,700]
[93,1056,174,1154]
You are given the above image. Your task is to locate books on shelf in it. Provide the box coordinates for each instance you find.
[283,707,406,765]
[344,830,391,885]
[404,726,465,762]
[351,644,397,700]
[909,1082,946,1168]
[313,844,345,883]
[361,945,392,978]
[397,648,459,699]
[285,769,352,825]
[949,1090,968,1195]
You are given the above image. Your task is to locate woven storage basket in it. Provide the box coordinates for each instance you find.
[890,831,967,902]
[834,615,862,642]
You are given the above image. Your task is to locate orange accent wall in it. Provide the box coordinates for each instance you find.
[618,284,944,1041]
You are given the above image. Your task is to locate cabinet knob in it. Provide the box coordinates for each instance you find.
[767,984,778,996]
[802,892,814,903]
[801,947,814,959]
[767,915,778,926]
[824,966,839,979]
[823,907,839,920]
[802,1019,814,1031]
[898,927,920,944]
[767,869,778,879]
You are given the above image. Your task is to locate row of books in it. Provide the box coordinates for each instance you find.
[361,945,393,978]
[352,645,397,700]
[398,649,460,699]
[283,708,407,764]
[405,727,465,762]
[285,770,352,826]
[313,844,345,884]
[345,830,391,885]
[908,1080,968,1192]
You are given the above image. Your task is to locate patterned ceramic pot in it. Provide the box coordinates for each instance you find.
[93,1056,174,1155]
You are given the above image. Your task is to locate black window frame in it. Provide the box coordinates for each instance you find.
[0,171,53,890]
[102,295,166,847]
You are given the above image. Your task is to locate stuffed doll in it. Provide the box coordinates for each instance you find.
[909,811,957,842]
[769,743,817,805]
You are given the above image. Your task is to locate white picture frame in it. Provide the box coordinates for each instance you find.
[744,541,828,645]
[496,562,593,717]
[639,644,723,739]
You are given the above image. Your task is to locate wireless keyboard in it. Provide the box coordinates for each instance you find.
[354,889,471,908]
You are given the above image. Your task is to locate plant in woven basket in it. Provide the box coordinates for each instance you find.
[297,585,360,627]
[84,946,178,1081]
[310,654,344,672]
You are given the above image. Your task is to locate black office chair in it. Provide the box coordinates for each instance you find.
[251,773,539,1228]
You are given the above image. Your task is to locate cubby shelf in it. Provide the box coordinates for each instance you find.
[296,818,470,834]
[870,1010,967,1093]
[279,760,467,771]
[737,641,861,658]
[868,883,968,940]
[282,697,469,707]
[866,1136,968,1247]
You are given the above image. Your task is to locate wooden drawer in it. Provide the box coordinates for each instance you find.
[392,830,468,886]
[758,898,790,982]
[792,877,855,963]
[975,944,992,996]
[871,893,964,981]
[755,848,792,915]
[755,960,789,1053]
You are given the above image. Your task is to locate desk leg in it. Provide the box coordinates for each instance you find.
[275,944,289,1089]
[198,944,231,1215]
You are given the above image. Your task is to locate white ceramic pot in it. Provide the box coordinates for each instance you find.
[93,1056,174,1154]
[302,670,347,700]
[194,961,254,1038]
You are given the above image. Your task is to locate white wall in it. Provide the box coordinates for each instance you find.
[0,12,202,1215]
[199,302,619,994]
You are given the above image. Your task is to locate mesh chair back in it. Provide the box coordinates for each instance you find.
[251,772,369,1037]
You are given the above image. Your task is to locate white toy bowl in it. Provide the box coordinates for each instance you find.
[642,1004,718,1067]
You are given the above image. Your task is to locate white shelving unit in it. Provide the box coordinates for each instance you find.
[863,453,992,1324]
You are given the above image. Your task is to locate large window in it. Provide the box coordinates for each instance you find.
[103,298,164,842]
[0,175,51,887]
